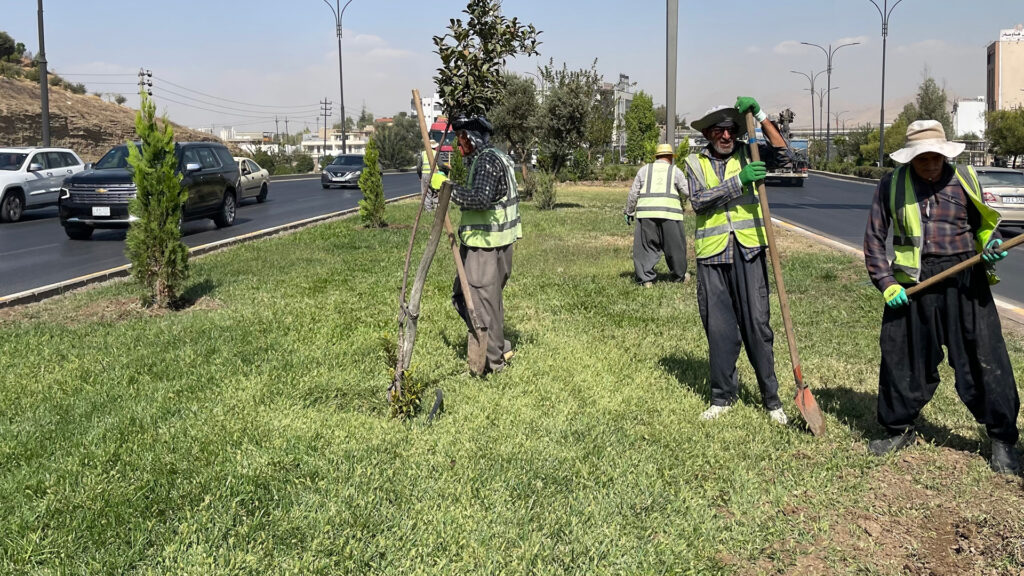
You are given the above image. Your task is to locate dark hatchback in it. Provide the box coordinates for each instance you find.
[59,142,241,240]
[321,154,365,189]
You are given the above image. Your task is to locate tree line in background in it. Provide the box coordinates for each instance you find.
[1,30,87,94]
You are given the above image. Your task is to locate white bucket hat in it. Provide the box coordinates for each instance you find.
[690,105,747,137]
[889,120,965,164]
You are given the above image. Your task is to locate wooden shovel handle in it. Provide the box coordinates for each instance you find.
[906,233,1024,297]
[745,112,807,389]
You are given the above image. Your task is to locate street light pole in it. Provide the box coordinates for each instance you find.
[666,0,678,147]
[37,0,50,146]
[867,0,905,167]
[801,40,860,163]
[791,69,824,143]
[832,110,849,134]
[324,0,355,155]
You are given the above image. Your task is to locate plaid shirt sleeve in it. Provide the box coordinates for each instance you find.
[864,174,897,293]
[451,150,507,210]
[687,160,744,214]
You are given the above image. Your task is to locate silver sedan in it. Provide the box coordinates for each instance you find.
[235,157,270,203]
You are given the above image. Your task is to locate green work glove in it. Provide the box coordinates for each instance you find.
[738,161,767,185]
[624,213,635,226]
[982,238,1008,263]
[430,171,448,191]
[735,96,761,116]
[883,284,909,309]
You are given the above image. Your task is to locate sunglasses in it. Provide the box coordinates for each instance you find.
[709,125,739,137]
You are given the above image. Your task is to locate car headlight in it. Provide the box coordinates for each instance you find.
[59,187,70,200]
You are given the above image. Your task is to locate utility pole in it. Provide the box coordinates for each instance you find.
[665,0,678,147]
[320,98,333,166]
[284,117,289,145]
[868,0,905,167]
[137,68,152,96]
[274,115,280,143]
[37,0,50,146]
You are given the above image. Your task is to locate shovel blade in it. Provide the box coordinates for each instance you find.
[467,327,488,376]
[795,387,827,437]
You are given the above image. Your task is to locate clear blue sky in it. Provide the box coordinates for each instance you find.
[4,1,1020,133]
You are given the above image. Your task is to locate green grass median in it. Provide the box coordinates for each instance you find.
[1,186,1022,574]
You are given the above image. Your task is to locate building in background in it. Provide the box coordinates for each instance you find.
[412,93,444,123]
[952,97,986,137]
[986,25,1024,112]
[606,73,634,160]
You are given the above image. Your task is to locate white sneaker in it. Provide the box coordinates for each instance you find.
[768,408,788,425]
[700,405,731,420]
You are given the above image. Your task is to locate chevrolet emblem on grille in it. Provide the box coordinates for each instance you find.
[96,188,108,194]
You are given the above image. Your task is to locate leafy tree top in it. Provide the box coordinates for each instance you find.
[432,0,541,119]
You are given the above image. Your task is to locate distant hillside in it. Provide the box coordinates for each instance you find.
[0,77,227,162]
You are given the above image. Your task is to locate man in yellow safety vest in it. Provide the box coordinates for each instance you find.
[683,97,793,425]
[430,115,520,375]
[623,143,690,286]
[863,120,1019,474]
[418,140,440,211]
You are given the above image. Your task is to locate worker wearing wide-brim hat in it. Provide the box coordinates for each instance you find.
[863,119,1019,474]
[681,98,794,425]
[419,140,441,211]
[623,142,690,287]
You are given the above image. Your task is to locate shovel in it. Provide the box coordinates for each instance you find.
[906,232,1024,297]
[411,90,488,375]
[745,111,827,436]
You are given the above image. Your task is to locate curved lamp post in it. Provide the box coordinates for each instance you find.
[801,40,860,163]
[867,0,905,167]
[791,70,824,141]
[324,0,355,154]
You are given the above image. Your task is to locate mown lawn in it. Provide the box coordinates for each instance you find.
[1,185,1022,575]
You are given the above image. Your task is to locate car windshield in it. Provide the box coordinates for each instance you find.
[0,153,28,171]
[977,171,1024,188]
[330,156,364,167]
[429,130,456,146]
[95,145,132,169]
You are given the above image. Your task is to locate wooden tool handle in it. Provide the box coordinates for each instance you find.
[906,233,1024,297]
[745,112,806,389]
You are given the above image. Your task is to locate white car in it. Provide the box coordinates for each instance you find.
[0,147,86,222]
[234,157,269,203]
[976,166,1024,227]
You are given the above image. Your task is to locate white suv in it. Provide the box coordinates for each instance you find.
[0,147,87,223]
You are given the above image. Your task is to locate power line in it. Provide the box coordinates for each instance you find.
[58,72,136,77]
[152,75,319,110]
[149,92,278,120]
[152,83,320,115]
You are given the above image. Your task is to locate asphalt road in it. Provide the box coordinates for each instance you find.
[767,173,1024,307]
[0,172,421,298]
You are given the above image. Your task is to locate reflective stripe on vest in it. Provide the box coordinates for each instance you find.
[421,151,432,172]
[889,163,1002,284]
[635,161,684,221]
[685,147,767,259]
[458,147,522,248]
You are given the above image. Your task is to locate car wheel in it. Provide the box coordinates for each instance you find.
[213,191,236,228]
[321,183,330,189]
[1,190,25,223]
[796,179,805,187]
[256,183,268,203]
[64,224,94,240]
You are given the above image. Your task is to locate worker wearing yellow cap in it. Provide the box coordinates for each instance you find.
[623,142,690,287]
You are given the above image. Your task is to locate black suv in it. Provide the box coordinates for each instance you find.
[59,142,241,240]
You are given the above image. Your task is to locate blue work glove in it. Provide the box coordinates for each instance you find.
[883,284,909,309]
[982,238,1008,263]
[735,96,761,116]
[430,171,448,191]
[738,161,767,186]
[624,213,635,226]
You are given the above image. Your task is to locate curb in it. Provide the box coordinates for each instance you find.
[0,193,419,309]
[807,169,879,185]
[771,216,1024,330]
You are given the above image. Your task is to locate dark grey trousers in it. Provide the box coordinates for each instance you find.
[878,254,1020,444]
[633,217,687,283]
[453,244,514,372]
[696,243,782,410]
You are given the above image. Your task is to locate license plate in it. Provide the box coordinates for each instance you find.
[92,206,110,216]
[1003,196,1024,204]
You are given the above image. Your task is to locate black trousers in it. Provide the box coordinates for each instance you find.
[633,217,688,283]
[878,253,1020,444]
[452,244,514,371]
[696,243,782,410]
